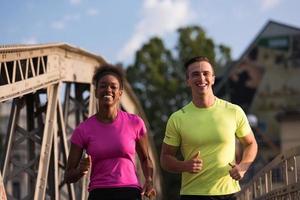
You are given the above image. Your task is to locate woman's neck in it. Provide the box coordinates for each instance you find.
[96,106,118,123]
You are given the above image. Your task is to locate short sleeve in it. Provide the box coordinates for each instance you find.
[135,115,147,140]
[235,106,252,138]
[163,114,181,147]
[70,125,87,149]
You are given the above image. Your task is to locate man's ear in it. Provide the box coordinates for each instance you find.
[212,75,215,85]
[186,77,191,87]
[185,72,190,87]
[186,79,189,86]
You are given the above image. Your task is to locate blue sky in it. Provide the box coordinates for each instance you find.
[1,0,299,65]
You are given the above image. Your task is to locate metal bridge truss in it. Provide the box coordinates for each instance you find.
[0,44,162,200]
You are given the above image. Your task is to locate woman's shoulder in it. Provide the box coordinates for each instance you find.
[119,110,144,123]
[77,115,97,128]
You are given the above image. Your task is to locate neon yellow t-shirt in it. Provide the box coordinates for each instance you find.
[163,98,252,195]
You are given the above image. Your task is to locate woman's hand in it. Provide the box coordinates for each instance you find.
[136,134,156,199]
[142,179,156,199]
[65,144,89,183]
[79,155,91,175]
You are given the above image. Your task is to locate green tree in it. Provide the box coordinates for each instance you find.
[176,26,232,76]
[127,37,185,200]
[126,25,231,200]
[127,37,182,142]
[177,25,216,65]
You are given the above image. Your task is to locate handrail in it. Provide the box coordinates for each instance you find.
[237,145,300,199]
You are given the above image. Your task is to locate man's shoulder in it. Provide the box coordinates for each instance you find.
[170,103,192,118]
[216,98,241,111]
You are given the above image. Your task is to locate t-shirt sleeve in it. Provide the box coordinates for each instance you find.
[70,125,87,149]
[135,115,147,140]
[163,114,181,147]
[235,106,252,138]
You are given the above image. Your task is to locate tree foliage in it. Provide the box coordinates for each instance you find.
[177,26,216,66]
[126,25,232,200]
[127,37,185,145]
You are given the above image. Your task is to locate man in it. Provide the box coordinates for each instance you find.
[160,56,258,200]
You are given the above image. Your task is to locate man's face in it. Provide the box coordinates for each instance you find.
[186,61,215,95]
[96,74,123,107]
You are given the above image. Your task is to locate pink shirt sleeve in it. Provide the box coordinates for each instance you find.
[134,115,147,140]
[70,124,87,149]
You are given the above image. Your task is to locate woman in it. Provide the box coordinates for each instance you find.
[65,64,156,200]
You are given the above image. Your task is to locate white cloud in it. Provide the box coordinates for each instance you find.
[51,14,81,30]
[117,0,195,62]
[260,0,281,11]
[69,0,81,5]
[51,21,65,30]
[22,36,38,44]
[86,8,99,16]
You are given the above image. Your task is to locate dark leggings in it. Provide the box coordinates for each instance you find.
[88,187,141,200]
[180,193,237,200]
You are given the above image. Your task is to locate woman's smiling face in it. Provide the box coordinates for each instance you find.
[96,74,123,107]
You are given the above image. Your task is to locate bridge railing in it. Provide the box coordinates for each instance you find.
[236,145,300,200]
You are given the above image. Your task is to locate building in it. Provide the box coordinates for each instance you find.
[216,20,300,181]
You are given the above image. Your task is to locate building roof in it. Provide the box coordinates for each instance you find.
[215,20,300,95]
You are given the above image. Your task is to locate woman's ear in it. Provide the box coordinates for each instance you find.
[95,88,99,99]
[94,81,99,99]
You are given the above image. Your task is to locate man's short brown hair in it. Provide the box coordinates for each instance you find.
[184,56,212,70]
[184,56,214,78]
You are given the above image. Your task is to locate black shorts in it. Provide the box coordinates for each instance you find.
[88,187,141,200]
[180,193,237,200]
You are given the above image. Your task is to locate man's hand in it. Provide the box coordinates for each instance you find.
[185,151,203,173]
[229,163,247,180]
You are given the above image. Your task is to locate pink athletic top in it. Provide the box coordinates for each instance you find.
[70,110,147,191]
